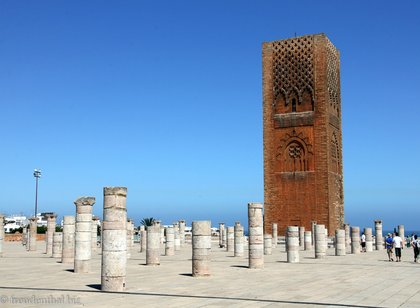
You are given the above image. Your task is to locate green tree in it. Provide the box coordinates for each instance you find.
[140,217,155,227]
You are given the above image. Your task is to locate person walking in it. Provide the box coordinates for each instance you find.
[361,232,366,252]
[411,234,419,263]
[385,233,394,261]
[393,232,403,262]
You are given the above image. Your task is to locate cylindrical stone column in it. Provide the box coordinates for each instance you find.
[179,220,186,247]
[46,213,57,256]
[234,222,244,257]
[126,219,133,259]
[140,225,146,253]
[286,226,299,263]
[264,234,272,255]
[344,223,351,252]
[22,225,27,246]
[165,226,175,256]
[272,223,278,248]
[160,225,165,245]
[299,226,305,250]
[335,229,346,256]
[146,223,160,266]
[74,196,95,273]
[130,221,134,247]
[315,224,326,259]
[29,217,37,251]
[173,222,180,251]
[91,217,99,252]
[218,223,225,248]
[52,232,63,258]
[192,220,211,277]
[351,226,360,254]
[375,220,383,250]
[62,216,75,264]
[311,221,316,245]
[304,231,312,251]
[222,228,227,248]
[398,225,405,245]
[0,214,4,257]
[248,202,264,269]
[101,187,127,292]
[364,227,373,252]
[226,226,234,252]
[174,227,181,251]
[325,228,329,249]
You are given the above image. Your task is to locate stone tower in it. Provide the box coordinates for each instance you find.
[263,33,344,236]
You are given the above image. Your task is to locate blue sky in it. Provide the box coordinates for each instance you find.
[0,1,419,231]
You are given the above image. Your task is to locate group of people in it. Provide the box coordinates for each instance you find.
[383,232,420,263]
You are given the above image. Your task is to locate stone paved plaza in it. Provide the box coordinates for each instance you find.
[1,240,420,307]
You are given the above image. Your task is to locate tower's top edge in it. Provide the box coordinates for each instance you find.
[263,33,330,44]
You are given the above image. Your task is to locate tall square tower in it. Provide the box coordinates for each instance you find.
[263,33,344,236]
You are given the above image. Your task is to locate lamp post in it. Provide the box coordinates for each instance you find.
[33,169,41,217]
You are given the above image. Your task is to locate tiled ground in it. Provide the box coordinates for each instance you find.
[1,240,419,307]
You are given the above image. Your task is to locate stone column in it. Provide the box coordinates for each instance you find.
[173,222,181,251]
[74,196,95,273]
[146,222,160,266]
[192,220,211,277]
[91,216,99,252]
[222,228,227,248]
[218,223,225,248]
[130,221,134,248]
[126,219,133,259]
[165,226,175,256]
[304,231,312,250]
[52,232,63,259]
[234,221,244,257]
[101,186,127,292]
[314,224,326,259]
[286,226,299,263]
[62,216,75,264]
[174,227,181,251]
[398,225,405,244]
[311,221,316,245]
[46,213,57,256]
[139,225,146,253]
[364,227,373,252]
[22,225,27,246]
[335,229,346,256]
[226,226,234,252]
[299,226,305,250]
[344,223,351,252]
[248,202,264,269]
[375,220,383,250]
[272,223,278,248]
[29,217,37,251]
[351,226,360,254]
[264,234,272,255]
[0,214,4,257]
[179,220,186,247]
[160,225,165,245]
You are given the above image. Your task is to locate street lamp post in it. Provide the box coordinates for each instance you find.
[33,169,41,217]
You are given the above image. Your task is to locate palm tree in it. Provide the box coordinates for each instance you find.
[140,217,155,227]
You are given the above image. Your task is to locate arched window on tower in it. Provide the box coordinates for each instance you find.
[292,98,297,112]
[284,141,307,172]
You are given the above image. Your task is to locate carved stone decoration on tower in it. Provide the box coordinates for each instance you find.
[263,33,344,236]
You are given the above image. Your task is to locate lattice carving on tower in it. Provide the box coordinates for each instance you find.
[272,36,315,107]
[326,38,340,116]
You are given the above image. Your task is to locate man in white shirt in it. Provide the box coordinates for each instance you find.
[361,233,366,252]
[393,232,403,262]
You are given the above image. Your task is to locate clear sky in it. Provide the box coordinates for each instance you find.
[1,1,419,231]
